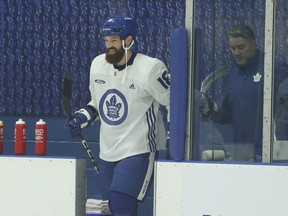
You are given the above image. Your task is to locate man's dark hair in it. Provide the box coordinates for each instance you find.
[228,25,255,41]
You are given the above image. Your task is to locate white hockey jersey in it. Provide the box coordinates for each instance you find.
[88,53,170,161]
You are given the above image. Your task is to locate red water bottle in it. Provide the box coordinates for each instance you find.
[14,118,26,155]
[0,121,3,154]
[35,119,47,156]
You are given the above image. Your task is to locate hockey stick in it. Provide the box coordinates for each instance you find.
[199,66,228,160]
[62,71,99,173]
[200,66,228,93]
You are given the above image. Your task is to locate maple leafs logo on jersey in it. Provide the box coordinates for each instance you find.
[99,89,128,125]
[106,95,122,119]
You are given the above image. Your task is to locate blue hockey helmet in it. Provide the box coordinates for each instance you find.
[101,16,137,40]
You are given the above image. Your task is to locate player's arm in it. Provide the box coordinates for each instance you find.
[146,61,170,107]
[150,62,171,153]
[146,61,171,133]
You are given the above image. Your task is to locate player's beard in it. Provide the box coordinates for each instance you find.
[105,46,125,64]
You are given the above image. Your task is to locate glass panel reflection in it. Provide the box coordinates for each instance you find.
[193,0,268,162]
[273,0,288,163]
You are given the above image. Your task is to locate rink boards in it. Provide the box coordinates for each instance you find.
[154,161,288,216]
[0,156,86,216]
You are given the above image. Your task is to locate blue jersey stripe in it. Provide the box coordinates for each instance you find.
[146,104,157,152]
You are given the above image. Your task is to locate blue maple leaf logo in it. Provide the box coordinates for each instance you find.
[106,95,122,119]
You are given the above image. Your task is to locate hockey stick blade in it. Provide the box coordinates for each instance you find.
[62,71,73,118]
[62,71,99,173]
[200,66,228,93]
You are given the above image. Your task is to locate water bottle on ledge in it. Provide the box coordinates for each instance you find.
[35,119,47,156]
[14,119,26,155]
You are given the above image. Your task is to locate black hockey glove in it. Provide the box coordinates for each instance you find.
[66,105,98,138]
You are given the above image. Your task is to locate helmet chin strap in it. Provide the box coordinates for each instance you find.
[121,39,134,83]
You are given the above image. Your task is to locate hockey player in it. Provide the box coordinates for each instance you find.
[66,16,170,216]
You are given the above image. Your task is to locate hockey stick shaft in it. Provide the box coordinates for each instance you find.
[62,71,99,173]
[79,134,99,173]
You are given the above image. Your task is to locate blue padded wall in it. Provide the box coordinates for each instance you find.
[169,28,188,161]
[0,0,185,116]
